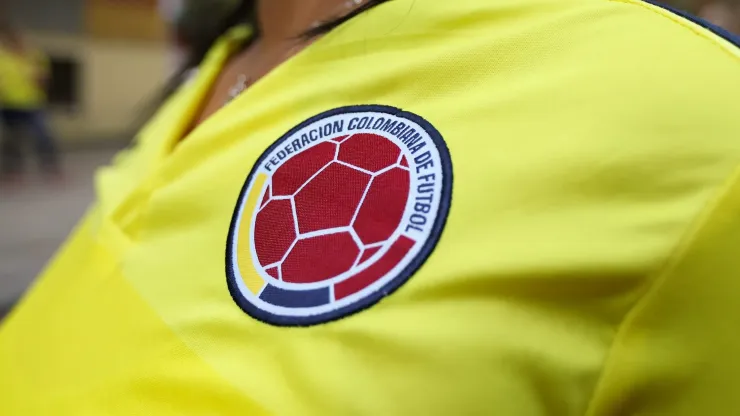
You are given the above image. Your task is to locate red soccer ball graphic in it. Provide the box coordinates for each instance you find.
[253,133,411,284]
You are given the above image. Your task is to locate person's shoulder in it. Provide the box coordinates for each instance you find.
[456,0,740,81]
[572,0,740,158]
[590,0,740,65]
[366,0,740,95]
[460,0,740,155]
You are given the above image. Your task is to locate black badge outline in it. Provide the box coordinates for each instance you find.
[226,105,453,327]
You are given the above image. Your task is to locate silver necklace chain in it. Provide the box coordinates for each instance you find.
[224,0,366,105]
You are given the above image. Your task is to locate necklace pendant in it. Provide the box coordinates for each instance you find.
[225,74,249,106]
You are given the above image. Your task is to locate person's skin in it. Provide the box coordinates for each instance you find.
[195,0,354,124]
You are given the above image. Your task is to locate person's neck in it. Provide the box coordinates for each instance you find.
[257,0,350,45]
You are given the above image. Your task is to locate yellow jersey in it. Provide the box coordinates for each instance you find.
[2,0,740,414]
[0,45,48,110]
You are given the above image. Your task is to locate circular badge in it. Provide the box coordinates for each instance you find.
[226,105,452,326]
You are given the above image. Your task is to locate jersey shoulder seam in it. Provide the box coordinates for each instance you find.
[609,0,740,63]
[583,164,740,416]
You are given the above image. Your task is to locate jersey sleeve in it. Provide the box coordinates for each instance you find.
[585,172,740,416]
[581,4,740,413]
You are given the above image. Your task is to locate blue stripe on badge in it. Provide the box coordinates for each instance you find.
[259,284,331,308]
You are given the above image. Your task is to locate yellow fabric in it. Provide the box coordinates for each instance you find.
[0,46,48,109]
[2,0,740,414]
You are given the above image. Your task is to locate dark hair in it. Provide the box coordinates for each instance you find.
[134,0,392,132]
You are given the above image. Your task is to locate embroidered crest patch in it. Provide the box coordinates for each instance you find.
[226,105,452,326]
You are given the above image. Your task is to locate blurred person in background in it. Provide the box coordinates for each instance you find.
[1,0,740,415]
[0,22,61,186]
[699,0,740,32]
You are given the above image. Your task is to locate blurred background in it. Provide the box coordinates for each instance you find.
[0,0,738,318]
[0,0,185,316]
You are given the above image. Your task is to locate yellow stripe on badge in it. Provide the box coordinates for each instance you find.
[236,173,268,295]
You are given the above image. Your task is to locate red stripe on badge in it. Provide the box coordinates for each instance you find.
[334,236,416,300]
